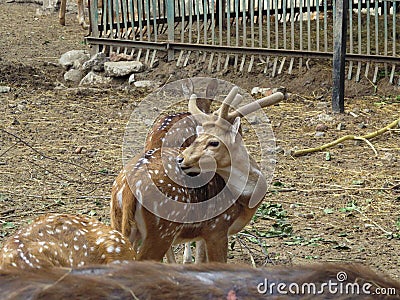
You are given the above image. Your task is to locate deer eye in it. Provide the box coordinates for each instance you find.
[208,141,219,147]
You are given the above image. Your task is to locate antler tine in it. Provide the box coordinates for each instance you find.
[218,86,239,120]
[213,94,243,117]
[188,94,208,118]
[228,92,285,120]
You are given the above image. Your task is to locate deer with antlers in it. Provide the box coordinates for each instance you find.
[142,80,283,263]
[0,213,135,269]
[111,82,284,262]
[111,81,284,262]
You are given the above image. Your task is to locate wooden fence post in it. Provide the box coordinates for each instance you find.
[332,0,348,113]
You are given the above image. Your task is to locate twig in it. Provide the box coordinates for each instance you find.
[293,117,400,157]
[353,208,392,236]
[42,269,72,292]
[236,235,256,267]
[1,129,117,177]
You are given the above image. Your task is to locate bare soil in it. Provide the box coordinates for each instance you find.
[1,1,399,281]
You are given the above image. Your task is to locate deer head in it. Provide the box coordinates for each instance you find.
[178,86,284,180]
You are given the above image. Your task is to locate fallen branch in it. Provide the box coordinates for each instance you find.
[293,117,400,157]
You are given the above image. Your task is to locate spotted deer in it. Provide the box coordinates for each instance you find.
[0,213,135,269]
[1,261,399,299]
[111,85,285,262]
[143,79,243,263]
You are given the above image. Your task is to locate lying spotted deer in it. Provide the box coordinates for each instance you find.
[1,261,399,299]
[0,213,135,269]
[111,85,285,262]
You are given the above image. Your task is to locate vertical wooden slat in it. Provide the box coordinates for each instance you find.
[89,0,100,54]
[299,0,303,69]
[306,0,311,51]
[373,0,379,83]
[208,0,216,71]
[384,0,388,76]
[264,0,271,73]
[364,0,370,80]
[137,0,144,60]
[355,0,362,82]
[389,1,397,84]
[183,0,193,66]
[234,0,239,70]
[316,0,320,52]
[224,0,231,70]
[323,0,327,52]
[217,0,223,71]
[347,0,353,80]
[239,0,246,72]
[288,0,294,74]
[248,0,254,72]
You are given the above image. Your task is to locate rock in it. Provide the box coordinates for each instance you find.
[315,131,325,137]
[104,61,145,77]
[128,73,135,84]
[11,118,20,125]
[109,53,134,62]
[82,53,109,72]
[315,123,328,132]
[133,80,160,89]
[318,113,334,122]
[0,86,11,93]
[336,123,345,131]
[251,87,261,95]
[79,71,112,86]
[247,115,260,125]
[59,50,90,69]
[358,122,367,129]
[316,102,328,110]
[64,69,83,83]
[73,55,90,70]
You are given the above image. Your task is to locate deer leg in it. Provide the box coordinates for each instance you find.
[182,243,193,264]
[204,235,228,263]
[165,247,177,264]
[59,0,67,26]
[76,0,89,29]
[195,240,207,263]
[137,236,173,262]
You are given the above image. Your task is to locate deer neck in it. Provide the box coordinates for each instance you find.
[217,152,267,207]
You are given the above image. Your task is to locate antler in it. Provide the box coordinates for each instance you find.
[217,86,239,120]
[227,91,285,121]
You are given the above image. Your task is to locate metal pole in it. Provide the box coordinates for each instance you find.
[332,0,348,113]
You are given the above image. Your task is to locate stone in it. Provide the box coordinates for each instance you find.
[315,131,325,137]
[0,86,11,93]
[64,69,83,83]
[133,80,160,89]
[128,74,135,85]
[59,50,90,69]
[82,53,109,72]
[104,61,145,77]
[79,71,112,86]
[315,123,328,132]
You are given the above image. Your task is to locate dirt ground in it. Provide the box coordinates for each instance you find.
[1,1,399,282]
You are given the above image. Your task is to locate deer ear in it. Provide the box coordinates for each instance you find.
[196,125,204,136]
[231,117,241,143]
